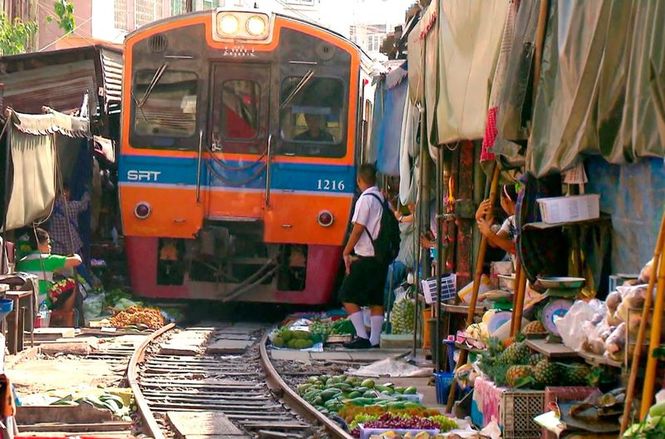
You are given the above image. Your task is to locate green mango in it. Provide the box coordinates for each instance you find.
[403,386,417,394]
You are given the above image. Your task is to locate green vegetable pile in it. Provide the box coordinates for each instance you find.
[625,401,665,438]
[297,374,420,416]
[331,318,356,335]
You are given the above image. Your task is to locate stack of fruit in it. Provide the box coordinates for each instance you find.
[297,375,421,417]
[390,298,416,334]
[271,328,316,349]
[479,337,596,389]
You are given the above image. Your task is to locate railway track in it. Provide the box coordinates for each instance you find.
[129,323,353,439]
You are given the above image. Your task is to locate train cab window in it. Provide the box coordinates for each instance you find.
[220,80,260,140]
[279,77,346,158]
[133,70,198,139]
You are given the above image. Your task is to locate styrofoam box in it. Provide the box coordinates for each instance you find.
[536,194,600,224]
[360,427,439,439]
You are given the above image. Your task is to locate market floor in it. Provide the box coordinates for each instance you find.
[9,356,125,396]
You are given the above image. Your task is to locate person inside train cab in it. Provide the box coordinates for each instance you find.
[295,114,334,142]
[339,164,388,349]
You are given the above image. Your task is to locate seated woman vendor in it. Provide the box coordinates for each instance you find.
[16,228,83,317]
[475,184,518,264]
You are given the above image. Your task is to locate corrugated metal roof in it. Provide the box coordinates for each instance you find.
[0,45,123,117]
[100,48,123,114]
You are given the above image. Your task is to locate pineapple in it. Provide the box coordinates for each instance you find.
[534,359,558,385]
[529,353,546,366]
[563,363,592,386]
[506,365,534,388]
[499,341,532,366]
[522,320,546,334]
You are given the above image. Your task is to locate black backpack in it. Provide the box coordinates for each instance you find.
[363,193,401,264]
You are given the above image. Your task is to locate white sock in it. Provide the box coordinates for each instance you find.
[370,316,384,346]
[349,311,369,339]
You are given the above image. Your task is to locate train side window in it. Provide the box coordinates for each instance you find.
[279,77,346,158]
[220,80,260,140]
[133,70,198,139]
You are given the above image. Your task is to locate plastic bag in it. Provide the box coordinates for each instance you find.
[556,299,605,351]
[458,275,492,304]
[83,293,105,319]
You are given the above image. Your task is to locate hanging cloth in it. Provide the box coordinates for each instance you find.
[432,0,509,145]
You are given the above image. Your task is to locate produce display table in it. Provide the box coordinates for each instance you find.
[526,339,578,359]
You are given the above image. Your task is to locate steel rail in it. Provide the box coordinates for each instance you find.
[258,333,354,439]
[127,322,175,439]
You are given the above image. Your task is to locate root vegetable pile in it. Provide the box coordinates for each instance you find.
[110,306,164,330]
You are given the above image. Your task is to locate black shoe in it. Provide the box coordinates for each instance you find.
[344,337,372,349]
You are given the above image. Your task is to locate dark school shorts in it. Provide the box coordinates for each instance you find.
[339,256,389,307]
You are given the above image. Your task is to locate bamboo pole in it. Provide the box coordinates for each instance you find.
[446,164,500,411]
[640,221,665,419]
[511,259,528,337]
[621,213,665,433]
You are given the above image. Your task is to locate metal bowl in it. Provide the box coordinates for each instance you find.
[537,276,586,289]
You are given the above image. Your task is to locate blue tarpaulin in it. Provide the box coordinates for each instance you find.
[375,79,407,177]
[586,156,665,273]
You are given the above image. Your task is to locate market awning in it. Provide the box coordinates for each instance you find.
[2,109,89,231]
[432,0,508,145]
[527,0,665,177]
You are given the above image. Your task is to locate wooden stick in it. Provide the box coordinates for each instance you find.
[641,227,665,418]
[621,213,665,434]
[445,164,500,411]
[511,259,528,337]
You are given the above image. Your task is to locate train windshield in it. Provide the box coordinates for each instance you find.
[133,70,198,138]
[279,77,345,158]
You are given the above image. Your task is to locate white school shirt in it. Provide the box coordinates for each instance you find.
[352,186,384,257]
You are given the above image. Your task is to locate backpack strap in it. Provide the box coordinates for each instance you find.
[361,192,385,244]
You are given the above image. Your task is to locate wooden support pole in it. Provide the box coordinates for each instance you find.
[640,221,665,419]
[511,258,528,336]
[446,164,500,412]
[621,213,665,433]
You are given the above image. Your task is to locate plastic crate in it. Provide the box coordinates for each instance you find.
[422,273,457,304]
[359,427,439,439]
[536,194,600,224]
[500,390,545,439]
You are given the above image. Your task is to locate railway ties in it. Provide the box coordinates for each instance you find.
[133,324,317,438]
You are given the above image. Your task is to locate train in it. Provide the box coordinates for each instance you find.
[119,7,374,303]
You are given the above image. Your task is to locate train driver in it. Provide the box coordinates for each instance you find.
[295,114,334,142]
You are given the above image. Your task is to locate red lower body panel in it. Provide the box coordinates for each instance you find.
[125,236,341,304]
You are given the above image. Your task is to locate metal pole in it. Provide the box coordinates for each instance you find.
[410,109,427,360]
[434,146,444,372]
[1,118,11,274]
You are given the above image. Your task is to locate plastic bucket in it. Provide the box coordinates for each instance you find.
[435,371,454,404]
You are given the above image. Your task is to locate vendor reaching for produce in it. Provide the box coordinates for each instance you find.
[475,184,518,266]
[16,227,84,324]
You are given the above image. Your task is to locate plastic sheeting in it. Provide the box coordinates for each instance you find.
[528,0,665,177]
[433,0,509,145]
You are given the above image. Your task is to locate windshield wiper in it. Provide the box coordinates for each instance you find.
[138,63,169,108]
[280,69,315,109]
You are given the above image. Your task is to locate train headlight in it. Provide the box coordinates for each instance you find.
[134,202,152,220]
[246,15,267,37]
[219,14,240,35]
[317,210,334,227]
[214,11,271,41]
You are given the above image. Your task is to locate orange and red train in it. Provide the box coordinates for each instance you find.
[119,8,373,303]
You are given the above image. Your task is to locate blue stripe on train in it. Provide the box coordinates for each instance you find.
[119,155,357,194]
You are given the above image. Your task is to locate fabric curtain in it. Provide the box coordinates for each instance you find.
[399,88,420,205]
[4,127,56,231]
[433,0,509,145]
[527,0,665,177]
